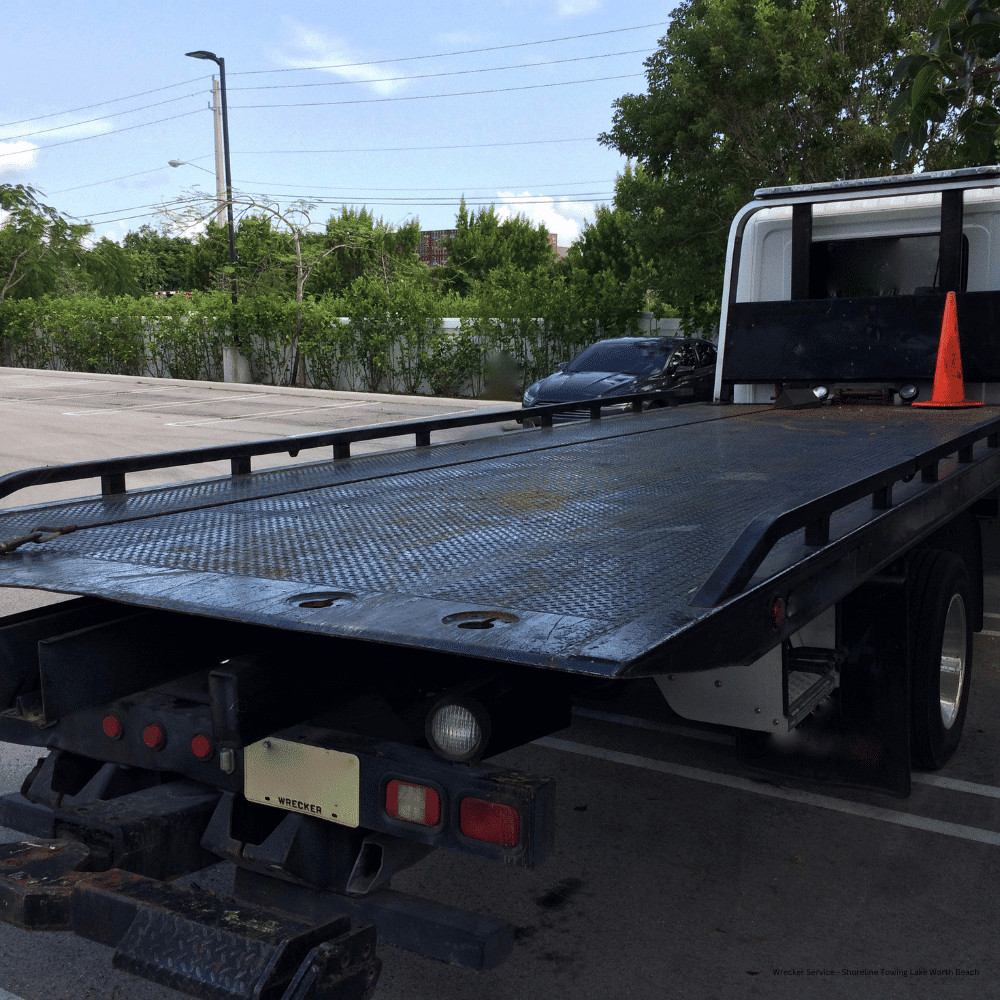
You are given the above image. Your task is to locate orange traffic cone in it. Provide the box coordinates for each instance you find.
[911,291,983,408]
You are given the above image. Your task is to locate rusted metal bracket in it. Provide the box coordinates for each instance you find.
[0,839,380,1000]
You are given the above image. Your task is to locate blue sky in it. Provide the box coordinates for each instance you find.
[1,2,673,249]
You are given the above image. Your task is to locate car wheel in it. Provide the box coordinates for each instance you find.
[909,549,973,769]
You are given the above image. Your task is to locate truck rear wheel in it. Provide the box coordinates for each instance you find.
[909,550,973,770]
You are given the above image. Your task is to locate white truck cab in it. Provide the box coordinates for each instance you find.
[715,165,1000,405]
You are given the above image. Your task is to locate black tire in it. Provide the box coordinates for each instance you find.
[909,549,973,769]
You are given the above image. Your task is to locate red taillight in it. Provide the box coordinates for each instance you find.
[143,723,165,749]
[190,734,213,759]
[770,595,786,631]
[385,780,441,826]
[459,798,520,847]
[102,715,122,739]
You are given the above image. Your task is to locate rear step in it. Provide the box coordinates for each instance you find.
[0,839,380,1000]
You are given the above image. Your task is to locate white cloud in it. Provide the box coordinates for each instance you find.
[275,21,408,95]
[0,141,39,175]
[557,0,602,14]
[496,190,593,247]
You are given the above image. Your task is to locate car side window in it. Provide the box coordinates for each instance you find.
[668,345,698,369]
[695,342,717,366]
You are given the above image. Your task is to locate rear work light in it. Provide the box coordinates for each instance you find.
[386,780,441,827]
[460,797,520,847]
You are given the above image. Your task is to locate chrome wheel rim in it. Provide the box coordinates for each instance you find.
[940,593,967,731]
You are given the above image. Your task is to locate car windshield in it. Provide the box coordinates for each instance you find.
[566,341,672,376]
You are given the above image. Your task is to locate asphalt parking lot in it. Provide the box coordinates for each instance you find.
[1,367,999,999]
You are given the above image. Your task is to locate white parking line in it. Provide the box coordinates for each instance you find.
[0,377,112,391]
[63,393,263,417]
[580,707,1000,800]
[9,385,186,404]
[535,736,1000,846]
[913,773,1000,798]
[572,707,734,745]
[165,401,375,426]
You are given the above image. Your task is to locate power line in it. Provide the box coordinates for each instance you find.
[233,178,614,192]
[233,73,642,109]
[2,21,663,139]
[0,108,207,159]
[2,74,629,162]
[73,197,189,220]
[78,191,609,227]
[0,75,208,130]
[230,49,649,92]
[6,50,644,144]
[234,137,599,154]
[49,166,174,195]
[225,190,613,205]
[3,91,206,143]
[230,21,668,76]
[44,142,607,196]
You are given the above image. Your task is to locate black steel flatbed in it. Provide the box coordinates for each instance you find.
[2,401,999,678]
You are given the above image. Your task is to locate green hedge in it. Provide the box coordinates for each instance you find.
[0,287,632,397]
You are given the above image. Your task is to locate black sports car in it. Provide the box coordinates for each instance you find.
[520,337,717,425]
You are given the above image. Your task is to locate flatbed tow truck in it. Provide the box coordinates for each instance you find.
[1,166,1000,998]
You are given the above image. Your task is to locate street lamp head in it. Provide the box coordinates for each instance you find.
[168,160,184,168]
[185,50,220,63]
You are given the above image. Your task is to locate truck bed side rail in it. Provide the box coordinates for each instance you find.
[0,389,679,502]
[690,415,1000,607]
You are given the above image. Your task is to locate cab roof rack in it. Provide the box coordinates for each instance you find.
[754,164,1000,201]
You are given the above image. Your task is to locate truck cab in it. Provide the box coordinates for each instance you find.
[715,165,1000,406]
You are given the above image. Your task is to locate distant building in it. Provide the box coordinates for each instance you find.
[418,230,455,267]
[418,229,563,267]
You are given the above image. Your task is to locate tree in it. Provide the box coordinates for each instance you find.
[0,184,92,306]
[162,191,423,384]
[439,200,555,295]
[309,207,423,298]
[893,0,1000,166]
[599,0,937,332]
[120,224,208,294]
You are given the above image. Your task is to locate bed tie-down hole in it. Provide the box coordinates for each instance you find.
[442,610,519,630]
[288,591,356,609]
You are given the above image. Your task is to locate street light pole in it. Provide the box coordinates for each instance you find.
[185,50,236,306]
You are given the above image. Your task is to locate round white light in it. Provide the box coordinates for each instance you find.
[899,384,919,401]
[812,385,829,400]
[430,703,483,758]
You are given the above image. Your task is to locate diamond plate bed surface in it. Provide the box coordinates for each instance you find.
[1,405,996,675]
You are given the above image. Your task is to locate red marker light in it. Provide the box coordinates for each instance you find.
[143,723,165,749]
[770,596,786,632]
[459,798,520,847]
[102,715,122,740]
[386,780,441,826]
[190,734,213,760]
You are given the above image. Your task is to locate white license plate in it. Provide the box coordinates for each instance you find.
[244,737,360,828]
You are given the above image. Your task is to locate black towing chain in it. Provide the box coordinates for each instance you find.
[0,523,77,555]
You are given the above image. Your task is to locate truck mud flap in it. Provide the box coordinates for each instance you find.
[0,839,380,1000]
[736,580,911,797]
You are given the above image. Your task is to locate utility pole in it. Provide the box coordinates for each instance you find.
[211,77,226,228]
[186,48,249,383]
